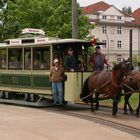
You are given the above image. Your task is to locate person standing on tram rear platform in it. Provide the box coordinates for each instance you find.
[50,58,65,105]
[89,46,109,71]
[64,47,76,72]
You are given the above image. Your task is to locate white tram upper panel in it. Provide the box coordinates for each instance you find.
[2,28,90,47]
[4,37,91,47]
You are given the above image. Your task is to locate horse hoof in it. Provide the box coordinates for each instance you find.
[91,109,95,112]
[95,106,99,111]
[112,114,117,118]
[130,111,134,115]
[112,112,117,117]
[135,113,139,117]
[135,112,139,117]
[124,111,128,115]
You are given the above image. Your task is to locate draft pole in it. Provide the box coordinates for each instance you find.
[72,0,78,39]
[129,29,132,63]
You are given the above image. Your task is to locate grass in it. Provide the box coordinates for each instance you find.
[100,93,139,109]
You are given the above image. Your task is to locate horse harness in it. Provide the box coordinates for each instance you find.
[95,71,111,92]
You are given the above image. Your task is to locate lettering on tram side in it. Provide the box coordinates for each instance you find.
[0,70,50,75]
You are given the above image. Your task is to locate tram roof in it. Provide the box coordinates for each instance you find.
[3,37,89,45]
[2,37,105,47]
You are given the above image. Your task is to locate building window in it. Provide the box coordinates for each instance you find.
[102,26,106,34]
[117,41,122,48]
[117,27,122,34]
[102,40,107,48]
[117,16,121,20]
[117,55,122,62]
[103,15,107,19]
[110,40,114,47]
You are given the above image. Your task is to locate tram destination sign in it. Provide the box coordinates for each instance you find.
[22,28,45,35]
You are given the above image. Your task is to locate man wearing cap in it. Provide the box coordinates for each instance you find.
[64,47,76,71]
[89,46,109,71]
[50,58,65,105]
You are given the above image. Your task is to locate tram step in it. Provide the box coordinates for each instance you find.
[0,99,52,107]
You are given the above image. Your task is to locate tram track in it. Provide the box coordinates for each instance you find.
[61,111,140,138]
[42,105,140,138]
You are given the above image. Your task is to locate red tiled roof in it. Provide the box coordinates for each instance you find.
[83,1,111,14]
[131,8,140,26]
[132,8,140,19]
[132,19,140,25]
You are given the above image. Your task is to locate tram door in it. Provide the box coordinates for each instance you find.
[52,44,90,102]
[53,46,88,71]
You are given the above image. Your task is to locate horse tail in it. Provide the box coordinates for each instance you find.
[80,77,90,102]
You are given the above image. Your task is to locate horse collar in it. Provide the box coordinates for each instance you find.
[112,70,116,79]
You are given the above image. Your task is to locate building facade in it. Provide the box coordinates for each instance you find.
[83,1,140,65]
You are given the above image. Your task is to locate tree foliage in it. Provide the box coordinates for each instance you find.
[122,6,132,15]
[0,0,94,41]
[0,0,7,9]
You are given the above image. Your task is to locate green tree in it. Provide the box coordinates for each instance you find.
[122,6,132,14]
[0,0,94,41]
[0,0,7,9]
[132,55,140,67]
[0,0,8,41]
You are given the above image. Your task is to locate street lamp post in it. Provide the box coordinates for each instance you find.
[129,29,132,63]
[72,0,78,39]
[105,32,109,60]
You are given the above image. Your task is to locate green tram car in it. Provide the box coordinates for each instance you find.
[0,29,105,106]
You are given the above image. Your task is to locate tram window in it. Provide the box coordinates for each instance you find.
[24,48,31,70]
[8,48,23,69]
[33,47,50,70]
[0,49,6,69]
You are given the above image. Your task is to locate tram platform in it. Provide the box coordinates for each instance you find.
[0,99,52,107]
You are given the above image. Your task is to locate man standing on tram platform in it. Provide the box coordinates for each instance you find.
[89,46,109,71]
[64,47,76,72]
[50,58,65,105]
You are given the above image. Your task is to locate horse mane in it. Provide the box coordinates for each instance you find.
[112,62,123,71]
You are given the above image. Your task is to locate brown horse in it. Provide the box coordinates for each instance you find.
[123,71,140,116]
[80,60,134,116]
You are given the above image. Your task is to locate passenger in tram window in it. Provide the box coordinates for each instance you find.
[25,54,31,69]
[34,59,40,69]
[89,46,109,71]
[64,47,76,72]
[1,57,6,68]
[9,57,17,68]
[33,53,40,69]
[49,58,65,105]
[40,60,48,69]
[16,55,22,69]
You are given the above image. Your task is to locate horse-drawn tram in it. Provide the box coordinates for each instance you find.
[0,28,106,107]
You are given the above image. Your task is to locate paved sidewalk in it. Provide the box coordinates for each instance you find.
[0,104,139,140]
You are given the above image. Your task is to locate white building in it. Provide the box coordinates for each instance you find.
[83,1,140,64]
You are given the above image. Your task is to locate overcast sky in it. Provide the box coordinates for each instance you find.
[77,0,140,11]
